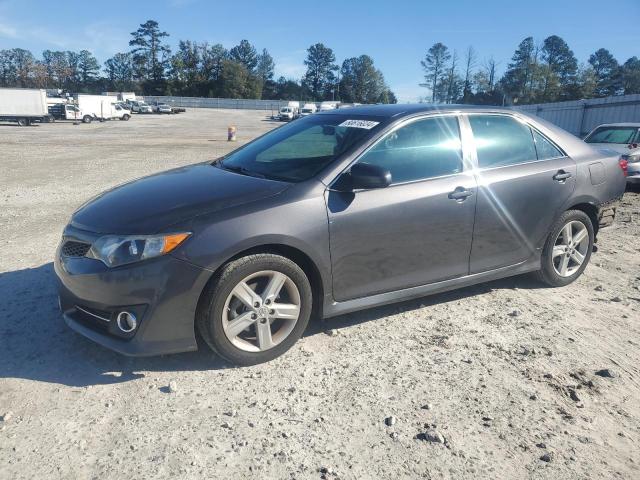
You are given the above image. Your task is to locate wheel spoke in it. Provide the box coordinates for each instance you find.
[552,245,565,258]
[232,282,261,310]
[561,223,573,245]
[572,228,588,246]
[273,302,300,320]
[262,272,287,302]
[225,311,257,338]
[570,250,585,265]
[256,321,274,349]
[559,254,570,276]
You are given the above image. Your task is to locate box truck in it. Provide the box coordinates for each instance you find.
[0,88,53,126]
[75,94,131,123]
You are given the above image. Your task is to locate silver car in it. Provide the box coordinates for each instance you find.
[585,123,640,184]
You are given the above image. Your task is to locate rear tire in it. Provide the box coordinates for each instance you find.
[122,114,130,121]
[197,254,313,366]
[535,209,594,287]
[17,118,27,126]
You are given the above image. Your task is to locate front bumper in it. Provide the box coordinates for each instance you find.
[54,225,212,356]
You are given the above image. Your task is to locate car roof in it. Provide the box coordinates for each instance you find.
[591,123,640,128]
[315,103,518,118]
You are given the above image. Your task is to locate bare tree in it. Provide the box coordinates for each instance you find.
[484,57,498,90]
[462,46,476,103]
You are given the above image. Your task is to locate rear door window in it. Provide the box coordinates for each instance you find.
[532,129,565,160]
[469,115,537,168]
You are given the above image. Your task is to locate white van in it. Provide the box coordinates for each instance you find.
[300,103,317,116]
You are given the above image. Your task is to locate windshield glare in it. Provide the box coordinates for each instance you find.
[585,126,639,144]
[218,115,383,182]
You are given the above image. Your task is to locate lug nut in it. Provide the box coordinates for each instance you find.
[254,302,260,308]
[269,309,275,315]
[265,299,271,305]
[251,313,257,319]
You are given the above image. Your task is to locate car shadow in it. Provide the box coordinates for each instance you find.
[0,263,542,387]
[0,263,235,388]
[305,273,542,336]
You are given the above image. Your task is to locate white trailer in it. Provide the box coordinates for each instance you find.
[102,91,136,102]
[75,94,130,123]
[318,101,339,111]
[0,88,52,126]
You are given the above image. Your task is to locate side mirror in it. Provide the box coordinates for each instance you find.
[349,163,392,189]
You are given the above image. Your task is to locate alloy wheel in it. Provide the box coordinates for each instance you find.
[552,220,590,277]
[222,270,301,352]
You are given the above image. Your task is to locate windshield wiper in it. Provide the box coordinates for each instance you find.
[219,162,266,179]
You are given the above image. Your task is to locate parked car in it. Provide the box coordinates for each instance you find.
[150,102,173,114]
[300,103,317,116]
[55,105,626,365]
[584,123,640,184]
[278,106,297,121]
[171,106,186,114]
[127,100,153,114]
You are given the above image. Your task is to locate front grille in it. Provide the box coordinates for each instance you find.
[61,240,91,257]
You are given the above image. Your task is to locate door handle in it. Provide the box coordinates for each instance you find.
[553,170,572,182]
[448,187,474,201]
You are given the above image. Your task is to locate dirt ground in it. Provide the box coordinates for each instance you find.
[0,109,639,480]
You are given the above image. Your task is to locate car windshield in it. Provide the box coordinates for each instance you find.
[217,114,385,182]
[585,126,640,144]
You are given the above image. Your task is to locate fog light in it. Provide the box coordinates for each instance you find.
[116,311,137,333]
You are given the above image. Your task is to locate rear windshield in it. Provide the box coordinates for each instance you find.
[585,126,640,144]
[217,114,385,182]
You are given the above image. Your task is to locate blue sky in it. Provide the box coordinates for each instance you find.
[0,0,638,101]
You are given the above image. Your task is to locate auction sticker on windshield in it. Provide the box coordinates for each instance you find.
[338,119,380,129]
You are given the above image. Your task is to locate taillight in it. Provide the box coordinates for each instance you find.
[619,157,628,176]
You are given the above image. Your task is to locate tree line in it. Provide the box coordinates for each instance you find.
[421,36,640,105]
[0,19,396,104]
[2,21,637,105]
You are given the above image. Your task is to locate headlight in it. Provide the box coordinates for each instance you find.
[623,153,640,163]
[87,232,191,267]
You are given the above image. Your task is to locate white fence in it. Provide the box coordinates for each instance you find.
[514,94,640,137]
[142,96,292,111]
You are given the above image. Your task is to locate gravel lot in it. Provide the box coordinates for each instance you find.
[1,109,639,479]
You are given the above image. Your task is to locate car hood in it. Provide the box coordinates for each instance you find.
[71,163,290,234]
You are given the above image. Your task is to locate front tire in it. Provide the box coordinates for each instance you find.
[82,115,92,124]
[122,114,130,121]
[197,254,313,365]
[536,210,594,287]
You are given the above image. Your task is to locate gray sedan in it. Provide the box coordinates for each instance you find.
[55,105,627,365]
